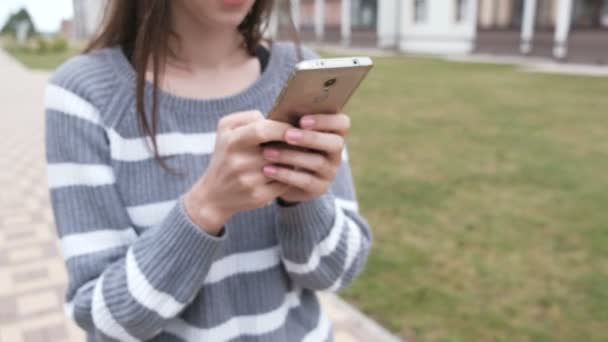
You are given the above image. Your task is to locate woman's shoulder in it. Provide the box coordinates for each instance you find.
[47,47,122,123]
[50,47,118,88]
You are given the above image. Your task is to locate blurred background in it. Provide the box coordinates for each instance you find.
[0,0,607,341]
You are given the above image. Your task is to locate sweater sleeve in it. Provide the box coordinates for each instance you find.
[45,57,226,341]
[275,154,373,292]
[274,45,372,292]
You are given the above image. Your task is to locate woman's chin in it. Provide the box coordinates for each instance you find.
[203,9,252,30]
[216,0,255,25]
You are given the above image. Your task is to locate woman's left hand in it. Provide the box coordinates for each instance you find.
[262,113,351,204]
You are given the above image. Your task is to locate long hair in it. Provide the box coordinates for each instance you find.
[85,0,297,172]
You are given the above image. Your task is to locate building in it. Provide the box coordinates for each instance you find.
[476,0,608,63]
[72,0,106,40]
[59,19,74,40]
[272,0,608,64]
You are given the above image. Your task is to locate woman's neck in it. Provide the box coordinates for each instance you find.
[152,6,262,101]
[169,7,248,71]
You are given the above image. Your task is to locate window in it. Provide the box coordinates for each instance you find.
[573,0,608,29]
[414,0,428,23]
[455,0,468,23]
[352,0,378,29]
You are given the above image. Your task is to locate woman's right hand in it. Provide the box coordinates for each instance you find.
[184,111,292,235]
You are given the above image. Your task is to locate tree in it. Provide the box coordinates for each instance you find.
[1,8,38,38]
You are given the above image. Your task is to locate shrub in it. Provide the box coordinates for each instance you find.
[5,36,69,55]
[49,38,68,53]
[34,37,49,54]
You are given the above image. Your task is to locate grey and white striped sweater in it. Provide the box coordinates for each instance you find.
[45,41,372,342]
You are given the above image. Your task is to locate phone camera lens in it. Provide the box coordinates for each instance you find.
[353,59,358,65]
[324,78,337,88]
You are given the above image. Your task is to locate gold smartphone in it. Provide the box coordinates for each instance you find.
[267,56,374,127]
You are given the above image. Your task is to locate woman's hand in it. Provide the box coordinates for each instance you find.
[261,113,351,204]
[184,111,292,235]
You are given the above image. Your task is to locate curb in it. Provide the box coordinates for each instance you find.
[318,293,403,342]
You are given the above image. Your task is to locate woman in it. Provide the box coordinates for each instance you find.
[45,0,371,341]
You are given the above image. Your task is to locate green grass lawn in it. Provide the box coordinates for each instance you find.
[339,56,608,341]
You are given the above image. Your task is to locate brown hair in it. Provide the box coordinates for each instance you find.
[85,0,298,172]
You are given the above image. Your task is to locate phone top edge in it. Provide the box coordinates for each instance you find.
[295,57,374,71]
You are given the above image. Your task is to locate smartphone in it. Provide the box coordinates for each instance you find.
[267,56,373,127]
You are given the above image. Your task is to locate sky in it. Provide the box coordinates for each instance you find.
[0,0,73,33]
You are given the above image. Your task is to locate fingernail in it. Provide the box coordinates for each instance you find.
[264,148,280,160]
[286,129,303,142]
[263,165,278,176]
[300,117,315,129]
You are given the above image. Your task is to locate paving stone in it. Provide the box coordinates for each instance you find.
[16,290,61,316]
[335,331,361,342]
[6,246,45,263]
[22,322,67,342]
[0,293,18,322]
[13,266,49,284]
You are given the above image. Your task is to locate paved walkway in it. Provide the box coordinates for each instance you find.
[0,50,400,342]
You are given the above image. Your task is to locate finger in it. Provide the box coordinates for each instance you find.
[262,165,325,192]
[300,113,351,135]
[218,110,264,131]
[262,147,332,178]
[235,119,293,146]
[284,128,345,155]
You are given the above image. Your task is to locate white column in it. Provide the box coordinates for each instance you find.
[314,0,325,41]
[395,0,403,47]
[292,0,301,32]
[268,5,279,38]
[520,0,537,54]
[554,0,573,59]
[468,0,480,52]
[341,0,352,45]
[377,0,398,48]
[398,0,413,52]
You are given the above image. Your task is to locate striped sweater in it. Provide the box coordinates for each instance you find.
[45,41,372,342]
